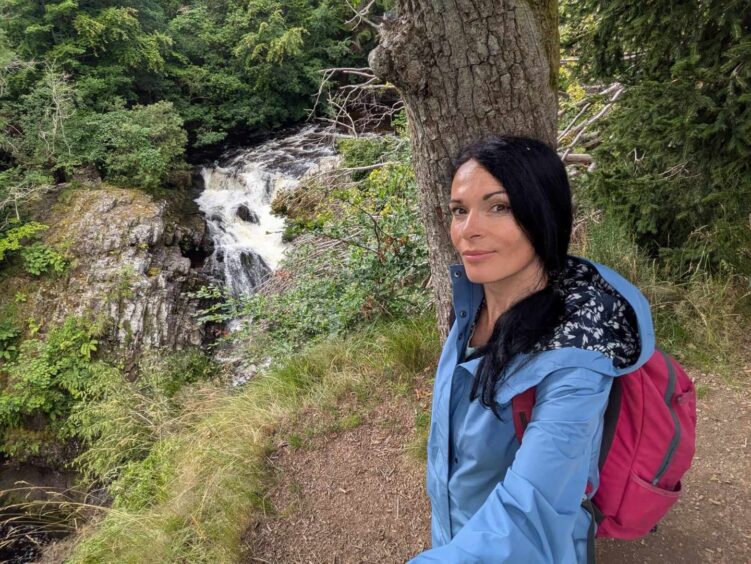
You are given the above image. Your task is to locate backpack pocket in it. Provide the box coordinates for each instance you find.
[605,471,681,539]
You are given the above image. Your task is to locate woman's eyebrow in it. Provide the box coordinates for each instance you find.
[449,190,507,204]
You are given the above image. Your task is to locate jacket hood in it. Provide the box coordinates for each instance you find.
[533,257,641,367]
[449,256,655,402]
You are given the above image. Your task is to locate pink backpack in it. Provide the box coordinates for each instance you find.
[512,349,697,541]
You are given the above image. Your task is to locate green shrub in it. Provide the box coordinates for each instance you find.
[0,221,49,263]
[0,221,68,276]
[20,242,68,276]
[0,319,21,362]
[336,135,401,180]
[0,314,119,460]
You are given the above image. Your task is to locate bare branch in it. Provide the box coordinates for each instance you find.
[558,103,591,143]
[344,0,378,30]
[561,84,625,159]
[308,65,403,137]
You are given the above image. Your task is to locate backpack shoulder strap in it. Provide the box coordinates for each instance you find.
[511,386,536,443]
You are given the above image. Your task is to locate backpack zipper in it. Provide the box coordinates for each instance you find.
[652,350,681,485]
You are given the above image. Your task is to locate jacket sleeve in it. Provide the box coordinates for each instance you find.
[409,367,613,564]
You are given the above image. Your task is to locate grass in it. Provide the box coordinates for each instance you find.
[66,315,440,563]
[405,409,431,463]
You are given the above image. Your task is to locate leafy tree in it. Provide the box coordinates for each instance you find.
[0,0,381,210]
[72,100,188,190]
[163,0,373,147]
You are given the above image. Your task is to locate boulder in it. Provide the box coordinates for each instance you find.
[236,205,259,224]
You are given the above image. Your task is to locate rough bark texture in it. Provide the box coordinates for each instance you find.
[370,0,559,339]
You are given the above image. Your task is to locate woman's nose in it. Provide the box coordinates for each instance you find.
[462,208,483,239]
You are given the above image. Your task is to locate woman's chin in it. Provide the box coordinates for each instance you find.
[462,264,494,284]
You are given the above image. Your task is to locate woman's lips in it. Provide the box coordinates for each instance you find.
[462,251,495,262]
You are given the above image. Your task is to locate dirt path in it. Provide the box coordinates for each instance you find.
[242,372,751,563]
[242,397,432,563]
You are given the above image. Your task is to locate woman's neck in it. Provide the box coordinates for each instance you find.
[480,264,547,329]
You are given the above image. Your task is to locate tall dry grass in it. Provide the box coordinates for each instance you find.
[66,316,439,563]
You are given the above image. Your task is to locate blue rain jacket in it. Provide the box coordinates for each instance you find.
[411,257,655,563]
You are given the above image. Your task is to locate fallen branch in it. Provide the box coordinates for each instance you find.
[560,153,593,166]
[558,103,592,143]
[561,84,625,159]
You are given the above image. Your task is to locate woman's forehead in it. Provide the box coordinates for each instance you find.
[451,160,505,199]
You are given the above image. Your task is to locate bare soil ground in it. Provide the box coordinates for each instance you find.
[242,395,431,563]
[242,371,751,563]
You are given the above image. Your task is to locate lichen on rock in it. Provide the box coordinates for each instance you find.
[15,185,216,358]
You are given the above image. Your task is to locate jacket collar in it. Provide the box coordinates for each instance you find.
[447,256,656,376]
[449,263,484,326]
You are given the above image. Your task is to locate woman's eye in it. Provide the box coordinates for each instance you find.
[490,203,511,213]
[449,207,465,216]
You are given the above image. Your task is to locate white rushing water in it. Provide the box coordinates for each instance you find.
[196,126,336,296]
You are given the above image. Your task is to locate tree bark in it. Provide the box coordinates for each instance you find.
[370,0,559,340]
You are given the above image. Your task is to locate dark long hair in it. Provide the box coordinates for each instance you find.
[453,136,573,418]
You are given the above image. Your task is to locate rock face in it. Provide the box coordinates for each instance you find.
[20,185,216,356]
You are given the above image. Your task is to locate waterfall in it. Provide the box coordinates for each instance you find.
[196,126,335,296]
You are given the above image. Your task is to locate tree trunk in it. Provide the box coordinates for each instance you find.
[370,0,559,340]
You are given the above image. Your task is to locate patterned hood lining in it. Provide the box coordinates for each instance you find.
[533,257,641,369]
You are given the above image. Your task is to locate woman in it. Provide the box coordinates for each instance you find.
[410,137,655,563]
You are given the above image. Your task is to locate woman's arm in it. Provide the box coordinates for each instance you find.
[410,367,613,563]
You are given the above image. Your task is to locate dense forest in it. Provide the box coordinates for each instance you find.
[0,0,382,195]
[0,0,749,562]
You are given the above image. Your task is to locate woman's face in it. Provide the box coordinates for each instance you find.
[449,159,543,290]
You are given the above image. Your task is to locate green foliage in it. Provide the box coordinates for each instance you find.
[0,221,48,262]
[20,242,68,275]
[0,65,76,169]
[337,135,399,180]
[0,220,68,276]
[0,314,118,460]
[73,7,171,72]
[0,319,20,362]
[568,0,751,273]
[73,101,188,190]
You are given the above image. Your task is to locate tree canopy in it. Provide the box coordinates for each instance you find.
[0,0,382,216]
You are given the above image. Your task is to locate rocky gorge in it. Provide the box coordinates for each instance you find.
[0,127,338,561]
